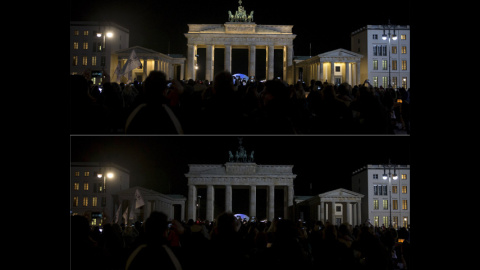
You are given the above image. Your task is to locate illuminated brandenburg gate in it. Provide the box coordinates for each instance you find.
[184,1,296,83]
[185,140,296,221]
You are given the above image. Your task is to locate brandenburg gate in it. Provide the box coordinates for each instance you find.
[184,1,296,83]
[185,139,296,221]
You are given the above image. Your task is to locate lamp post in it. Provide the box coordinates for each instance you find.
[96,30,113,84]
[97,172,114,224]
[382,20,397,89]
[382,159,397,228]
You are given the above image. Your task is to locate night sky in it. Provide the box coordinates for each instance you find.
[69,0,413,56]
[70,136,411,198]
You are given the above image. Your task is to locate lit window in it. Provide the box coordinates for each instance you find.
[75,171,80,177]
[84,30,89,36]
[74,182,79,191]
[392,77,397,88]
[393,216,398,229]
[83,42,88,50]
[392,46,397,54]
[373,77,378,87]
[392,186,397,194]
[84,182,89,191]
[84,171,90,177]
[74,30,79,36]
[402,186,407,193]
[402,60,407,70]
[83,197,88,207]
[392,60,397,70]
[393,200,398,210]
[402,200,408,210]
[383,200,388,210]
[374,199,379,210]
[401,174,407,180]
[383,216,388,226]
[401,35,406,40]
[73,42,78,50]
[73,56,78,66]
[382,77,388,88]
[92,56,97,66]
[401,46,407,54]
[374,216,379,227]
[403,217,408,227]
[73,196,78,207]
[82,56,88,66]
[373,60,378,70]
[402,78,407,88]
[382,60,388,70]
[92,197,97,207]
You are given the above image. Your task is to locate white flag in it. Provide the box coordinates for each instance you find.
[122,206,129,222]
[121,49,142,78]
[114,205,122,223]
[135,189,145,209]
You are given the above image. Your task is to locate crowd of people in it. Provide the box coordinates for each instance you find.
[71,211,411,270]
[70,70,411,134]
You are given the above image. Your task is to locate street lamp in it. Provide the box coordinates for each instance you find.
[97,172,114,225]
[382,159,397,228]
[382,20,397,88]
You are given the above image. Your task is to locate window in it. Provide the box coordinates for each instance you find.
[73,56,78,66]
[373,60,378,70]
[392,77,397,89]
[373,45,378,56]
[374,199,379,210]
[335,66,341,72]
[374,216,379,227]
[74,182,79,191]
[373,174,378,179]
[75,171,80,177]
[84,182,89,191]
[84,30,89,36]
[401,46,407,54]
[382,77,388,88]
[383,216,388,226]
[74,30,79,36]
[402,77,407,88]
[73,42,78,50]
[374,185,378,195]
[92,197,98,207]
[402,200,408,210]
[393,216,398,229]
[393,200,398,210]
[83,197,88,207]
[392,60,397,70]
[402,60,407,70]
[382,185,388,196]
[401,174,407,180]
[373,77,378,87]
[373,34,378,39]
[402,186,407,193]
[403,217,408,227]
[83,42,88,50]
[73,196,79,207]
[82,56,88,66]
[92,56,97,66]
[84,171,90,177]
[401,34,406,40]
[383,199,388,210]
[382,60,388,70]
[382,45,387,56]
[392,46,397,54]
[392,186,397,194]
[101,56,106,66]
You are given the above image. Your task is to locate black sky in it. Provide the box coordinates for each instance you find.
[71,136,411,198]
[69,0,413,56]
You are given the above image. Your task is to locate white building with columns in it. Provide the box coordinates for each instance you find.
[293,48,363,85]
[184,1,296,84]
[295,188,364,226]
[351,164,410,229]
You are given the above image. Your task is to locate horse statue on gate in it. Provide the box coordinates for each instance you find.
[228,11,235,22]
[247,11,254,22]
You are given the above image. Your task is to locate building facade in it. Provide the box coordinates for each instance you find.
[351,25,410,89]
[114,46,186,82]
[292,48,363,86]
[296,188,364,226]
[71,162,130,226]
[70,21,130,85]
[351,164,410,229]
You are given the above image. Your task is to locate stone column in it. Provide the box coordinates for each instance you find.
[357,201,362,225]
[206,45,214,81]
[267,45,274,80]
[180,63,185,80]
[224,45,232,73]
[347,202,352,225]
[268,185,275,221]
[225,185,232,213]
[345,62,350,85]
[319,61,324,82]
[187,44,197,80]
[287,45,294,84]
[187,184,197,221]
[282,46,287,80]
[249,185,256,218]
[206,185,214,221]
[356,61,361,85]
[330,62,335,84]
[249,45,256,78]
[320,200,325,223]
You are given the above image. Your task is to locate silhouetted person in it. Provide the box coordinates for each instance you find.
[71,215,103,270]
[125,211,182,270]
[70,75,106,133]
[125,71,183,134]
